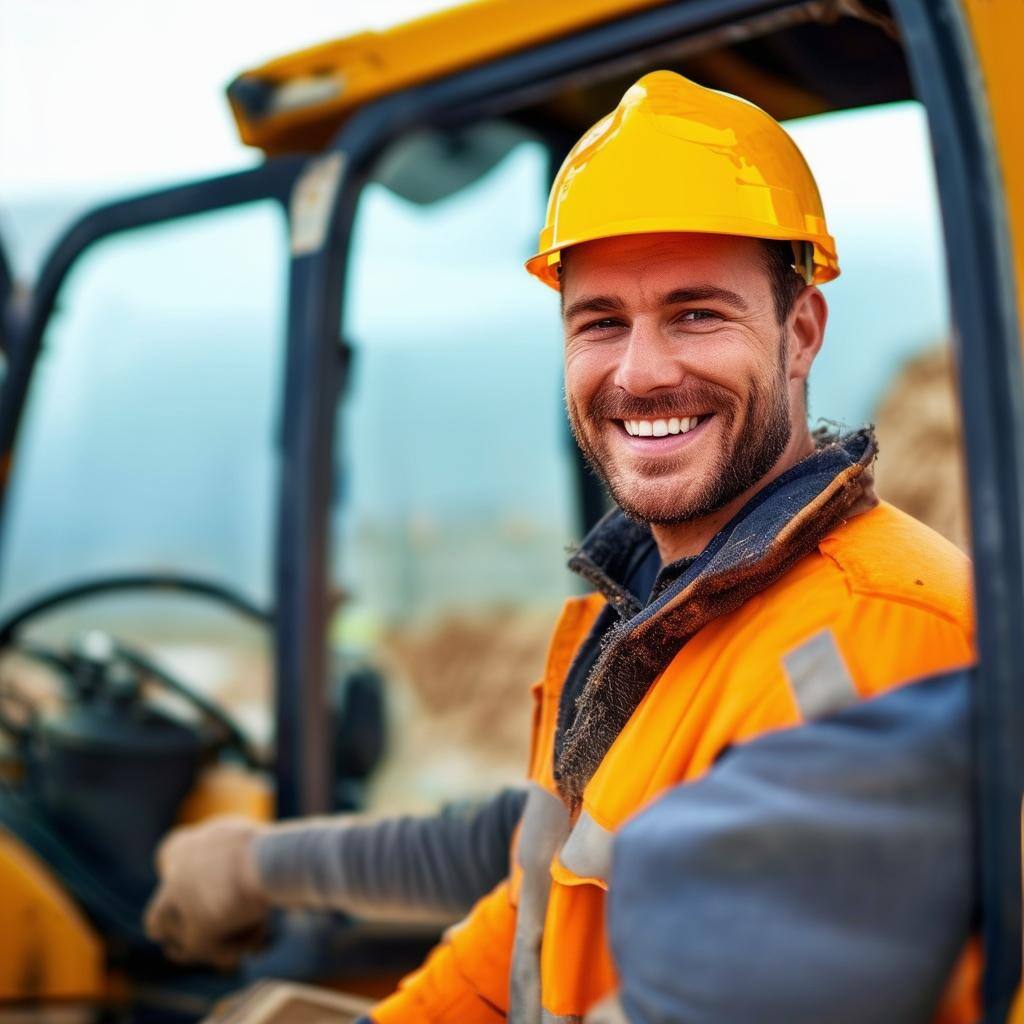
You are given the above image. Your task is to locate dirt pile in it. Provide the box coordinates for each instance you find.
[873,344,968,551]
[369,607,555,811]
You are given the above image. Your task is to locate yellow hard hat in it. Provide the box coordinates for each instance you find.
[525,70,839,290]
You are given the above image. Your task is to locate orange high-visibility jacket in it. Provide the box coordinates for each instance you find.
[371,497,975,1023]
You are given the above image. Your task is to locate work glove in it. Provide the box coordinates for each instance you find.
[144,816,271,968]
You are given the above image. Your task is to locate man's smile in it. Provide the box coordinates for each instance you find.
[619,414,711,437]
[611,413,715,454]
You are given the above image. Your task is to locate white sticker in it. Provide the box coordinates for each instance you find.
[290,152,345,256]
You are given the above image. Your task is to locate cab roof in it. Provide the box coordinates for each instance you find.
[227,0,669,156]
[228,0,910,158]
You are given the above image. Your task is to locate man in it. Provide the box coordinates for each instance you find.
[147,71,976,1021]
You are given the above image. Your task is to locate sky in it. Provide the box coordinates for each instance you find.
[0,1,450,195]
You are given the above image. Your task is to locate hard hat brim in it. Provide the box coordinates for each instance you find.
[525,222,839,291]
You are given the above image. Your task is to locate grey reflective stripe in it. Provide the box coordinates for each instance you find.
[558,809,614,883]
[509,783,570,1024]
[583,992,629,1024]
[784,629,859,720]
[541,993,628,1024]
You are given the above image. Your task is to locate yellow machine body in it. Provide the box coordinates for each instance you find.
[176,765,274,826]
[961,1,1024,346]
[0,828,106,1002]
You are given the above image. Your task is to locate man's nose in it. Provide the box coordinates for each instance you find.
[611,322,687,396]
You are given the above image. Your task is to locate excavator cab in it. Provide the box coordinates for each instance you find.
[1,0,1023,1019]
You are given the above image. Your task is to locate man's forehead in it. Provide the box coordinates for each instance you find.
[561,232,766,306]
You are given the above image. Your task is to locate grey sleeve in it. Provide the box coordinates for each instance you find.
[255,786,527,922]
[609,670,975,1024]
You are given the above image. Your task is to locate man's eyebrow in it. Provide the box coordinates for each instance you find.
[662,285,748,311]
[562,294,624,321]
[562,285,749,321]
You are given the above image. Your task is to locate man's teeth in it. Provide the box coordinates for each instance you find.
[624,416,701,437]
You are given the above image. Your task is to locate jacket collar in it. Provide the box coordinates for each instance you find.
[557,427,878,806]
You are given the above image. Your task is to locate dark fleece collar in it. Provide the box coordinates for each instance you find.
[556,427,878,807]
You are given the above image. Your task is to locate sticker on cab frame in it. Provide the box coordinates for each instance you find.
[290,152,345,256]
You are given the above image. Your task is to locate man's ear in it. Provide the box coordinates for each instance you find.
[786,285,827,383]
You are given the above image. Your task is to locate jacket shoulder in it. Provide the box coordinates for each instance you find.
[818,500,972,626]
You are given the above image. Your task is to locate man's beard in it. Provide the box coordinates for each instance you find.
[567,353,793,526]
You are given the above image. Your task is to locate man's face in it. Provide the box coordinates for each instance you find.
[562,232,805,526]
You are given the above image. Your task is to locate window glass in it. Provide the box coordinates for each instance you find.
[0,202,288,748]
[338,128,576,809]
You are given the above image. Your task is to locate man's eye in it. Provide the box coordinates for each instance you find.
[582,318,623,331]
[678,309,720,323]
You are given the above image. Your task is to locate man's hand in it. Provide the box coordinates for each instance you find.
[144,816,271,968]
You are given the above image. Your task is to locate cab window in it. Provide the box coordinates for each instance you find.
[338,126,576,809]
[0,202,288,748]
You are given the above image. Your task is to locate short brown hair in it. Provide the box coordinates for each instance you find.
[761,240,807,324]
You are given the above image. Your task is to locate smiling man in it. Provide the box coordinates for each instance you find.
[146,72,977,1023]
[367,70,975,1022]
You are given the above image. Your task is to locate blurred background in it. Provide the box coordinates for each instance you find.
[0,0,966,816]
